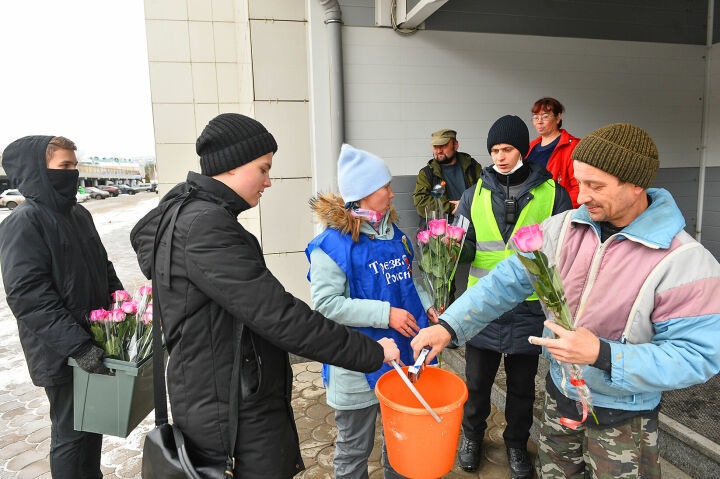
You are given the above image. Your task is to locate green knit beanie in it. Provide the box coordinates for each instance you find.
[571,123,659,189]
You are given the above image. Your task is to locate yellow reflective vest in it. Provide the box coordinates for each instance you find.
[468,178,556,299]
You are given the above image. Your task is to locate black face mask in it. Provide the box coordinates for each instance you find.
[47,169,79,200]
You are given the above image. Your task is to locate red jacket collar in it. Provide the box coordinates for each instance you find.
[527,129,578,154]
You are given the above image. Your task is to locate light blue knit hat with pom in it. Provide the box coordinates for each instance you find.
[337,144,392,203]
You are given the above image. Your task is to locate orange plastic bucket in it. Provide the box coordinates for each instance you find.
[375,366,468,479]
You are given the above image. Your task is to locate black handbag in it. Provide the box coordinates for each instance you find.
[141,193,242,479]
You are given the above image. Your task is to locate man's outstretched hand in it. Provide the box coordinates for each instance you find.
[410,325,451,363]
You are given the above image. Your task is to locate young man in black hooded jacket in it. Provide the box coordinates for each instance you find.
[0,136,123,479]
[130,113,399,478]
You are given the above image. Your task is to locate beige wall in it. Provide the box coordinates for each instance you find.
[144,0,313,302]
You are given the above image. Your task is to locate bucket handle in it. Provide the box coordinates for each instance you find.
[391,360,442,423]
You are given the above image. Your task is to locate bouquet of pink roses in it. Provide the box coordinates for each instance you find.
[416,213,470,314]
[88,286,154,363]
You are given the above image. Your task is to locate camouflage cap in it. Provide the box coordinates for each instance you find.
[430,129,457,146]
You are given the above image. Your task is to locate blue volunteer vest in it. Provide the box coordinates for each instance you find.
[306,224,433,389]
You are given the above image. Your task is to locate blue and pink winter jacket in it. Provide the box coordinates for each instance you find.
[441,188,720,411]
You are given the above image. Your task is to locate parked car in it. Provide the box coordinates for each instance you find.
[97,185,120,197]
[85,187,110,199]
[0,189,25,210]
[116,184,138,195]
[76,192,90,203]
[134,183,153,192]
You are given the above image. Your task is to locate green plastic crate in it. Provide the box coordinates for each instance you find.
[68,352,165,438]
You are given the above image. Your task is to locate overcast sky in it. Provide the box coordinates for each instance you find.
[0,0,156,159]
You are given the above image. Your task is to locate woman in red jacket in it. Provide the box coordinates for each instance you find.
[526,97,581,207]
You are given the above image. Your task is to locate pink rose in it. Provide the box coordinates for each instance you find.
[138,285,152,296]
[112,290,131,302]
[143,304,153,325]
[512,224,543,252]
[109,309,126,322]
[428,219,447,236]
[416,230,431,244]
[90,309,108,322]
[121,300,138,314]
[446,225,466,241]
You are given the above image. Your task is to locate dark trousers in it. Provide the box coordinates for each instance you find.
[45,382,103,479]
[461,345,539,449]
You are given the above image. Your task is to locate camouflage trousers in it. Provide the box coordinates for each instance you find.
[535,394,660,479]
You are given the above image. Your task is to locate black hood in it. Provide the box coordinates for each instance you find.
[1,135,76,211]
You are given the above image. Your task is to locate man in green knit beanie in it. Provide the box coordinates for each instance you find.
[413,123,720,478]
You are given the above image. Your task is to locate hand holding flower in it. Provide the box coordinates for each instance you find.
[529,321,601,365]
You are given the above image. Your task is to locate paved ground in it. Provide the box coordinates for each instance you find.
[0,194,692,478]
[0,193,529,479]
[292,362,535,479]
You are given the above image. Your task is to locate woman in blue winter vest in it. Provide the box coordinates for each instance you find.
[306,144,439,478]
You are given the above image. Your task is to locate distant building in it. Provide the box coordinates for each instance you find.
[78,156,144,186]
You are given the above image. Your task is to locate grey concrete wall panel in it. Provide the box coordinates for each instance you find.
[390,174,421,233]
[425,0,709,45]
[338,0,375,27]
[654,167,699,235]
[653,166,720,259]
[701,167,720,257]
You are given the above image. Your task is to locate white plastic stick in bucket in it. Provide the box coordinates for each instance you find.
[390,360,441,423]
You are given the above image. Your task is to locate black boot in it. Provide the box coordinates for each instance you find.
[457,436,482,472]
[506,447,532,479]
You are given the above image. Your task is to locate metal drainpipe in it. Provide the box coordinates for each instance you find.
[318,0,345,179]
[696,0,714,242]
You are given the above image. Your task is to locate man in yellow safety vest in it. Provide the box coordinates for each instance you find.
[451,115,572,478]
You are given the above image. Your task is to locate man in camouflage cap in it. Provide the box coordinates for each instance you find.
[413,128,482,221]
[412,123,720,478]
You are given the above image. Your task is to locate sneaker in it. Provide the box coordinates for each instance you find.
[457,436,482,472]
[506,447,532,479]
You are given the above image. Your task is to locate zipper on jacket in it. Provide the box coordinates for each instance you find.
[573,225,661,329]
[573,230,618,327]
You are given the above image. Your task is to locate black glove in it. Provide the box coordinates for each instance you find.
[72,345,111,375]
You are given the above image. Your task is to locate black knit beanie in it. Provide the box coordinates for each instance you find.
[196,113,278,177]
[486,115,530,156]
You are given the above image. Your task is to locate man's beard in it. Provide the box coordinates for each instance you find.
[435,152,456,165]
